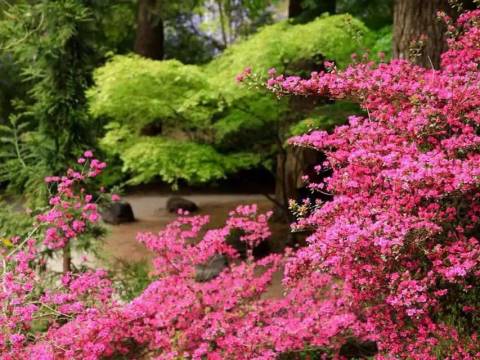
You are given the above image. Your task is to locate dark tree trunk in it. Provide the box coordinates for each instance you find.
[289,0,336,20]
[288,0,303,18]
[271,59,331,224]
[63,244,71,274]
[273,146,326,221]
[393,0,476,68]
[134,0,164,60]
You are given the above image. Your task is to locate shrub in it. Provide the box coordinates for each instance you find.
[3,8,480,360]
[88,14,373,186]
[0,156,352,359]
[262,8,480,359]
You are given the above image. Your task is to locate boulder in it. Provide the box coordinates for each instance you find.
[195,254,228,282]
[339,338,378,359]
[101,202,135,225]
[166,196,198,213]
[226,229,271,259]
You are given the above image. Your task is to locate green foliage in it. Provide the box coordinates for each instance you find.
[0,113,49,207]
[292,0,336,23]
[121,137,260,185]
[0,203,32,242]
[0,53,25,123]
[89,56,216,133]
[0,0,109,205]
[436,279,480,341]
[213,94,285,145]
[132,0,279,63]
[112,260,152,301]
[278,348,328,360]
[371,26,393,60]
[98,1,137,53]
[288,102,362,137]
[198,0,279,45]
[89,14,373,186]
[205,14,372,93]
[0,0,97,154]
[337,0,393,30]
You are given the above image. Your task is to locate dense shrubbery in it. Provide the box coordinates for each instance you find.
[2,8,480,360]
[264,8,480,358]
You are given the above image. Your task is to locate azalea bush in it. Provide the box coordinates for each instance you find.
[3,8,480,360]
[261,8,480,359]
[0,154,353,359]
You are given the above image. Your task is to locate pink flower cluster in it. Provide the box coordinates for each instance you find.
[0,152,119,359]
[2,194,355,359]
[4,9,480,359]
[39,151,106,249]
[262,9,480,359]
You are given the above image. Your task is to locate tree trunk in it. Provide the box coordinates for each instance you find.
[274,150,295,222]
[288,0,303,18]
[393,0,476,68]
[216,0,229,47]
[274,146,323,221]
[289,0,336,20]
[63,243,71,274]
[134,0,164,60]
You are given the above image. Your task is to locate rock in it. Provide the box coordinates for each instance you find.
[166,196,199,213]
[195,254,228,282]
[226,229,271,259]
[339,338,378,359]
[101,202,135,225]
[252,240,272,259]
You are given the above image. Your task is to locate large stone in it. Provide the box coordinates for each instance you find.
[166,196,199,213]
[279,339,378,360]
[195,254,228,282]
[226,229,271,259]
[339,338,378,359]
[101,202,135,225]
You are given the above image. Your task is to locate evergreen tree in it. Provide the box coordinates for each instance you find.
[0,0,118,271]
[0,0,107,204]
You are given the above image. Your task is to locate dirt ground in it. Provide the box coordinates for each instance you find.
[101,193,287,261]
[99,192,289,298]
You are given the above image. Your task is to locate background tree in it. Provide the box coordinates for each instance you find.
[88,14,374,221]
[289,0,336,21]
[134,0,164,59]
[393,0,476,68]
[0,0,123,271]
[133,0,278,62]
[337,0,393,29]
[0,1,30,125]
[209,0,279,46]
[288,0,394,29]
[0,0,401,224]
